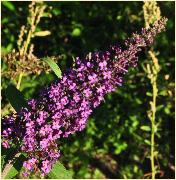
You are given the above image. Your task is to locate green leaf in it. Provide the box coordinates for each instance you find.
[1,147,17,170]
[42,12,52,18]
[156,105,164,111]
[2,1,15,12]
[48,161,72,179]
[3,154,26,179]
[34,30,51,37]
[159,90,167,96]
[5,84,28,112]
[6,43,13,53]
[154,151,159,157]
[144,139,151,145]
[164,107,170,114]
[116,15,122,20]
[72,28,81,37]
[146,92,152,97]
[2,17,9,24]
[140,126,151,131]
[4,166,18,179]
[52,9,62,16]
[42,57,62,78]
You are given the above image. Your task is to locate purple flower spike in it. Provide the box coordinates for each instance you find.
[2,18,167,177]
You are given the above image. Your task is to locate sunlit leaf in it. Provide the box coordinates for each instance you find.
[2,1,15,12]
[140,126,151,131]
[34,30,51,37]
[72,28,81,37]
[3,154,26,179]
[144,139,151,145]
[52,9,62,15]
[146,92,152,97]
[42,57,62,78]
[48,161,72,179]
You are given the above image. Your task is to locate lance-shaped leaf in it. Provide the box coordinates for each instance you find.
[2,1,15,12]
[34,30,51,37]
[140,125,151,131]
[48,161,73,179]
[42,57,62,78]
[5,84,28,112]
[2,153,26,179]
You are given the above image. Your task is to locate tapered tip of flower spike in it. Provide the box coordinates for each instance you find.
[125,17,167,48]
[153,17,168,31]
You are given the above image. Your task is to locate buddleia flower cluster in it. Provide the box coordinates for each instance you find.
[2,17,167,177]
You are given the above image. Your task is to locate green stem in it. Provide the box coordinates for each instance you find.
[151,122,155,179]
[17,12,34,90]
[17,72,23,90]
[17,27,33,90]
[23,29,32,54]
[17,6,38,89]
[151,80,157,179]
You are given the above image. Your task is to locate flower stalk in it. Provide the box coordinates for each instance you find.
[16,2,47,90]
[147,51,160,179]
[143,2,162,178]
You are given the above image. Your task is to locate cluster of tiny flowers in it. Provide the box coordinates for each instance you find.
[2,18,167,177]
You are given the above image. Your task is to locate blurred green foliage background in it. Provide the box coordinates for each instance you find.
[1,1,175,179]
